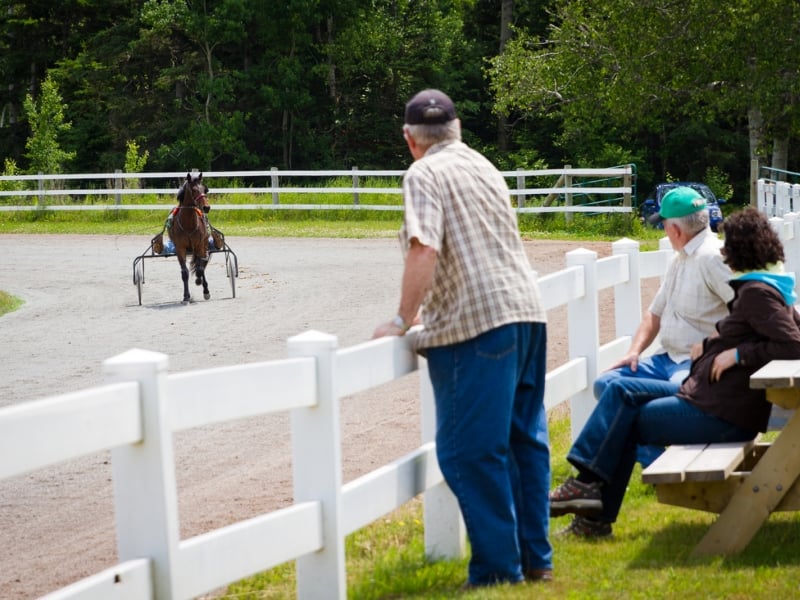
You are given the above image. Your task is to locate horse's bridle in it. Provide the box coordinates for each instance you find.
[174,182,207,235]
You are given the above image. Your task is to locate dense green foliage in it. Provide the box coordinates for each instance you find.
[1,1,799,203]
[488,0,800,202]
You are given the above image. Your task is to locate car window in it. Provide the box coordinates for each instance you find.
[690,185,716,201]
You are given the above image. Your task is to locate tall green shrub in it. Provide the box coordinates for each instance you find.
[22,75,76,176]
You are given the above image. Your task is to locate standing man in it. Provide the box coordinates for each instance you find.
[373,89,551,587]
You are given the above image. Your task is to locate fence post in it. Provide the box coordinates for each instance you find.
[103,348,180,600]
[271,167,279,205]
[419,357,466,559]
[623,165,632,209]
[288,330,346,600]
[771,215,800,302]
[566,248,600,440]
[38,172,45,208]
[115,169,122,206]
[564,165,573,224]
[780,213,800,301]
[612,238,642,338]
[352,167,360,205]
[516,168,525,209]
[777,182,791,216]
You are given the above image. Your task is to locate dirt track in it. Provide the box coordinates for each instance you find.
[0,234,617,599]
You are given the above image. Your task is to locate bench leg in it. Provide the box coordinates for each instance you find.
[692,411,800,556]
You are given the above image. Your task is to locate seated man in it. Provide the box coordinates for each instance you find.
[592,187,733,472]
[551,208,800,540]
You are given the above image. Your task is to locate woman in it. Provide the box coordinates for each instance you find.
[550,207,800,537]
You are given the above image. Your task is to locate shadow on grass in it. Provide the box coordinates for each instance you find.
[629,515,800,570]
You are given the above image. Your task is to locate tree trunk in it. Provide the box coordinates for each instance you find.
[747,106,766,166]
[497,0,513,151]
[327,15,337,101]
[772,135,789,178]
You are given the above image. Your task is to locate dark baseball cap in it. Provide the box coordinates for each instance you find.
[404,89,457,125]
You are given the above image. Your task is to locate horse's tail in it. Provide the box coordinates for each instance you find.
[190,253,201,276]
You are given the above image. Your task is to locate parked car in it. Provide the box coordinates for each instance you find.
[640,182,726,232]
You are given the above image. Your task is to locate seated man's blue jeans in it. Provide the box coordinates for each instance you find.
[593,353,692,467]
[427,322,551,586]
[569,377,758,524]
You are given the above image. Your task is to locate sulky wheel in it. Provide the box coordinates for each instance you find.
[226,253,237,298]
[134,262,144,305]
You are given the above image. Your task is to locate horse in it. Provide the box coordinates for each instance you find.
[169,172,211,303]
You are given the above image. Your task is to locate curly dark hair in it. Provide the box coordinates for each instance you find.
[720,207,785,272]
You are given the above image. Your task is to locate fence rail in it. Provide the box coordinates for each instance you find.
[0,166,635,215]
[12,212,800,599]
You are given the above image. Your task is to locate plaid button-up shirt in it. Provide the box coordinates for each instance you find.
[400,140,546,350]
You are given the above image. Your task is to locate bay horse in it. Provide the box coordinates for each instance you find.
[169,172,211,303]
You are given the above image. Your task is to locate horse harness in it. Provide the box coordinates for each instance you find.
[173,184,208,236]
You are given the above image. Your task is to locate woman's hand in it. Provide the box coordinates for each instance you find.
[710,348,738,382]
[690,341,704,361]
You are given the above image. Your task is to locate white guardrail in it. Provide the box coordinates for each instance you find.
[6,214,800,599]
[0,167,635,214]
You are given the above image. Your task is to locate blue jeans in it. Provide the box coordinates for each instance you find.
[427,322,551,585]
[569,377,758,523]
[593,353,692,467]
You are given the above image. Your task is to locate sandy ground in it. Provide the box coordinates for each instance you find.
[0,234,625,599]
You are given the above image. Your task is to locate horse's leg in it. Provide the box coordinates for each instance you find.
[178,253,191,303]
[201,268,210,300]
[191,253,211,300]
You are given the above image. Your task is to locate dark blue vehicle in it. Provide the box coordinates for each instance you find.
[640,182,726,232]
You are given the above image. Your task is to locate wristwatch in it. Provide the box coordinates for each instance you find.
[391,315,411,333]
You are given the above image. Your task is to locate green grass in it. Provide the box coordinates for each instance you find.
[218,411,800,599]
[0,194,667,246]
[0,289,23,316]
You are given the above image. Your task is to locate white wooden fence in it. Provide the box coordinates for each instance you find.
[0,166,634,215]
[5,213,800,600]
[757,178,800,217]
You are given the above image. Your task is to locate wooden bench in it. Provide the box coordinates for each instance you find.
[640,360,800,556]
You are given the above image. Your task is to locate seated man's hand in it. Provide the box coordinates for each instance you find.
[608,351,640,372]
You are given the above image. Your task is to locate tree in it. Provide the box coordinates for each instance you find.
[22,75,76,175]
[488,0,800,196]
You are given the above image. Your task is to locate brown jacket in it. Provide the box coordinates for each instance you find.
[678,279,800,432]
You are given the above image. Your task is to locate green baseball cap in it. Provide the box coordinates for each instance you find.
[648,186,707,225]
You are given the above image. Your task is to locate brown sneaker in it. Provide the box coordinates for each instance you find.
[525,568,553,582]
[557,515,613,539]
[549,476,603,517]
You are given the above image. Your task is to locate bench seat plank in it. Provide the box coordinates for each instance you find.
[641,440,755,485]
[641,445,705,484]
[683,440,754,482]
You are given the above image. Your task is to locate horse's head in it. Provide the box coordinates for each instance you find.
[184,172,210,213]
